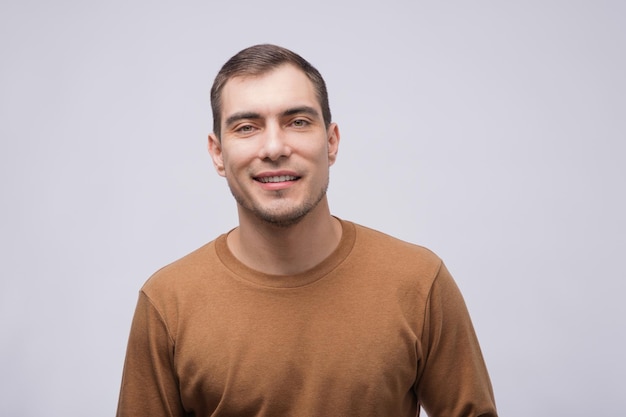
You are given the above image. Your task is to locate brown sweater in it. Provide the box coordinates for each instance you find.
[117,220,497,416]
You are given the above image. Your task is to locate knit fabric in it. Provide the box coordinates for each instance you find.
[117,219,497,416]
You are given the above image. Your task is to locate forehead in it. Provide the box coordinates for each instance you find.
[220,64,320,118]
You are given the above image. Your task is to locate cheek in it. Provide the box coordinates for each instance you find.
[314,147,332,166]
[222,153,252,180]
[303,141,329,159]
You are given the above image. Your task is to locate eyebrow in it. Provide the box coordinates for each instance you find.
[224,111,262,128]
[224,106,321,129]
[281,106,320,119]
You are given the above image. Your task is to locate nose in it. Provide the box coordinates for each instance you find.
[258,122,291,161]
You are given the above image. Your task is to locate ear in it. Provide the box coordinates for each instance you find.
[207,133,226,177]
[327,123,340,166]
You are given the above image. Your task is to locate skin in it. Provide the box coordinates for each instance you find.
[208,64,342,275]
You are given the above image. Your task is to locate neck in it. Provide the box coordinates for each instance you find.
[227,199,342,275]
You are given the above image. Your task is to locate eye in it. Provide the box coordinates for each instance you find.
[235,124,256,134]
[291,119,310,128]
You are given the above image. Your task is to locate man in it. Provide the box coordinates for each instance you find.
[117,44,497,417]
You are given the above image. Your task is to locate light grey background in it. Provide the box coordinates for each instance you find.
[1,1,624,416]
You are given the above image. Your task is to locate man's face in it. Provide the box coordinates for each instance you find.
[208,64,339,227]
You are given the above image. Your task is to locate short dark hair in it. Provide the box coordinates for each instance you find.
[210,44,332,139]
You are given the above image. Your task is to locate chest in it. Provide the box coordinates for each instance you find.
[173,281,421,416]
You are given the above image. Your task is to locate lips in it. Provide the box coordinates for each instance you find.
[256,175,299,183]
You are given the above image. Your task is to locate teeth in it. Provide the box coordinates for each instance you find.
[259,175,297,183]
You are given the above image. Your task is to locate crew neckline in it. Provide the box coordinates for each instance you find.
[214,218,356,288]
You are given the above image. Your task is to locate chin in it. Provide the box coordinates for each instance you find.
[233,185,329,228]
[255,206,313,228]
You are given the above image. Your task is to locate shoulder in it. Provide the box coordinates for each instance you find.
[141,237,223,297]
[341,220,444,286]
[352,222,441,266]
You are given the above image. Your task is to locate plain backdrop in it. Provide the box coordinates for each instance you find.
[1,1,624,416]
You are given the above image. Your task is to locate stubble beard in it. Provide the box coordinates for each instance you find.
[231,180,329,228]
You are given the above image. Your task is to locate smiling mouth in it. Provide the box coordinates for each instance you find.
[256,175,300,183]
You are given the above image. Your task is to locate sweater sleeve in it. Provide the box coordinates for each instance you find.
[416,263,498,417]
[117,291,186,417]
